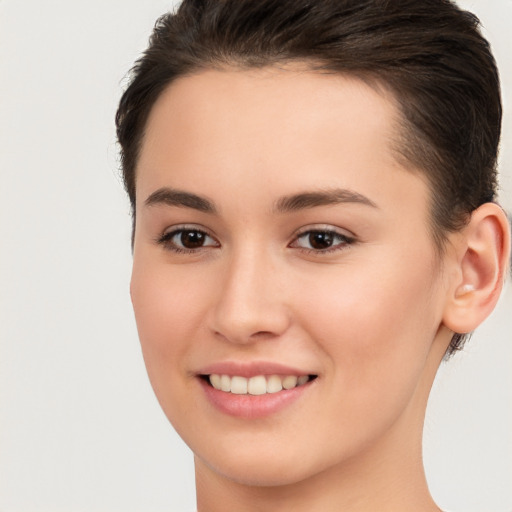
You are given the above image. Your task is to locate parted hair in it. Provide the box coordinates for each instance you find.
[116,0,502,354]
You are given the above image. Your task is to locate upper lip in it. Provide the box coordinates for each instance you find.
[197,361,316,378]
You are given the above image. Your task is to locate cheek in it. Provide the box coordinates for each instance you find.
[298,257,437,342]
[293,249,441,412]
[129,259,209,403]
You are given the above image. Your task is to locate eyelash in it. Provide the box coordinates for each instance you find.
[156,227,355,255]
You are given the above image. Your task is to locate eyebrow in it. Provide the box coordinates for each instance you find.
[144,187,217,214]
[143,186,377,215]
[273,188,378,213]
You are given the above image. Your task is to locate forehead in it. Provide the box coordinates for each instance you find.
[136,67,429,222]
[140,67,401,173]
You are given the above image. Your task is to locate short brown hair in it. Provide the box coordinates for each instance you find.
[116,0,502,354]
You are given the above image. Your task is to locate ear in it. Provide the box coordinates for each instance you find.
[442,203,511,334]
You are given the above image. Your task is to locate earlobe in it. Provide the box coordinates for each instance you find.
[443,202,511,334]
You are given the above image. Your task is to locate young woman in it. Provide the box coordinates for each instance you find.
[116,1,510,510]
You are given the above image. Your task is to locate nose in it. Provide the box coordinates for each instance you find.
[209,248,291,344]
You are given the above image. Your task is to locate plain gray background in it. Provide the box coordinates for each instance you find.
[0,1,510,511]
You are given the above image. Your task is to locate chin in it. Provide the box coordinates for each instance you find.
[202,453,320,487]
[191,432,346,488]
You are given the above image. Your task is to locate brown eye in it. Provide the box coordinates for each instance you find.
[291,229,354,253]
[179,230,207,248]
[308,231,334,250]
[158,228,219,252]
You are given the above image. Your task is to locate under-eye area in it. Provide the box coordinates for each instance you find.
[200,374,318,395]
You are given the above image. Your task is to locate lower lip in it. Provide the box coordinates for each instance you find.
[199,378,314,419]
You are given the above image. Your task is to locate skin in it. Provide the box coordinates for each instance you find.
[130,67,508,511]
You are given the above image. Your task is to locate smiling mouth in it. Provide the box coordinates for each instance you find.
[201,374,317,395]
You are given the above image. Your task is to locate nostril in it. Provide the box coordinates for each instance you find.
[250,330,279,339]
[212,329,281,344]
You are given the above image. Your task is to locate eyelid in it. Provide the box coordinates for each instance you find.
[159,223,216,238]
[292,224,355,240]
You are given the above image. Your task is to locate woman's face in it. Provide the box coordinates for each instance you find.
[131,68,452,485]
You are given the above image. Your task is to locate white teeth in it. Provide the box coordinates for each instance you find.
[282,375,298,390]
[230,376,248,394]
[208,374,312,394]
[297,375,309,386]
[210,374,222,390]
[220,374,231,392]
[248,375,267,395]
[266,375,283,393]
